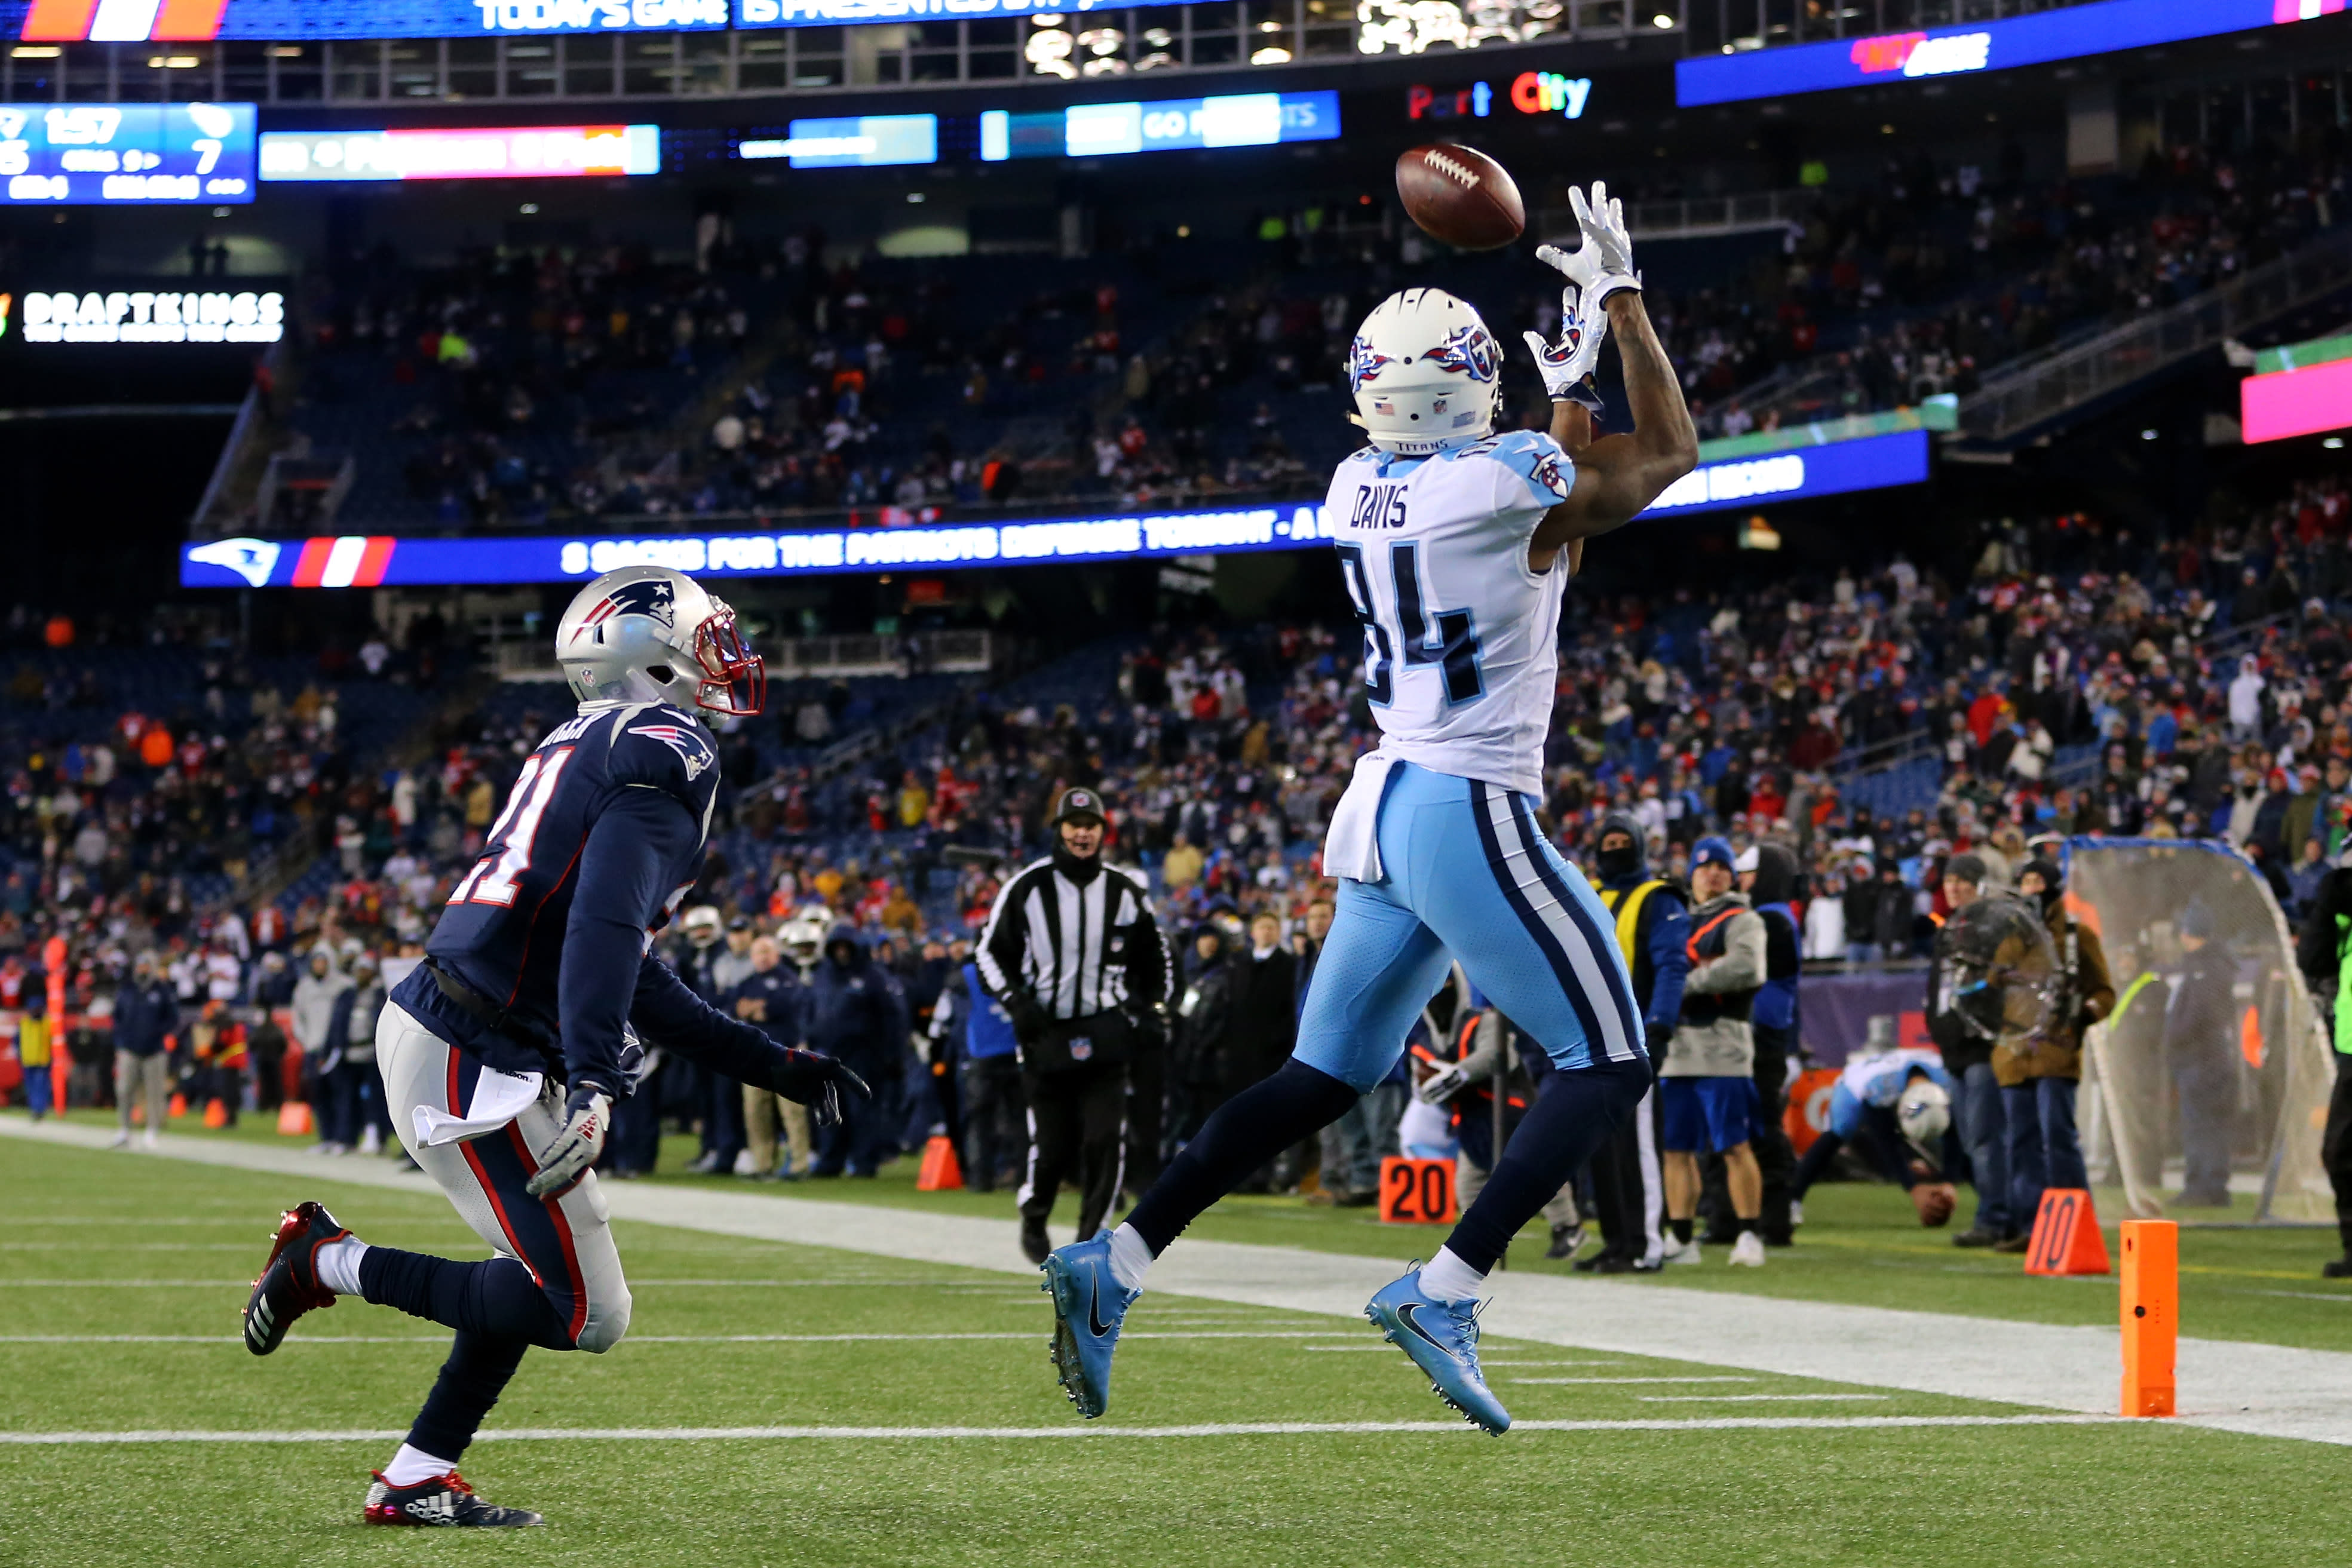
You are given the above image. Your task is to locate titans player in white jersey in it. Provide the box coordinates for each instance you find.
[1042,183,1698,1433]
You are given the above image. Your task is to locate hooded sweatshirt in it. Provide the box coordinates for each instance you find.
[1745,842,1802,1035]
[805,922,909,1065]
[1591,811,1691,1047]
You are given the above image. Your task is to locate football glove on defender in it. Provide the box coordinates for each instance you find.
[765,1049,872,1129]
[526,1084,612,1198]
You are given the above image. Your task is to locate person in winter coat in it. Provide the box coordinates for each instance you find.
[732,935,812,1180]
[291,947,355,1155]
[1930,855,2012,1247]
[1731,842,1803,1245]
[1171,925,1236,1142]
[1587,813,1688,1272]
[805,923,909,1177]
[1992,857,2114,1251]
[1662,837,1768,1267]
[110,952,176,1149]
[2167,903,2240,1207]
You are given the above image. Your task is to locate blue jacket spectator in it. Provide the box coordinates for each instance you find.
[112,971,177,1058]
[805,922,909,1177]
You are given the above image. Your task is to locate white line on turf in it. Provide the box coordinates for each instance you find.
[0,1331,1373,1345]
[1509,1376,1757,1385]
[1637,1395,1888,1403]
[0,1414,2123,1445]
[8,1115,2346,1447]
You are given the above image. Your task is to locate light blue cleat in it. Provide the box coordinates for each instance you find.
[1364,1266,1511,1434]
[1039,1231,1139,1419]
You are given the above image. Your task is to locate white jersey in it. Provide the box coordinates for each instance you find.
[1326,430,1575,797]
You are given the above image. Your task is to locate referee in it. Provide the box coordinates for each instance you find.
[979,786,1170,1264]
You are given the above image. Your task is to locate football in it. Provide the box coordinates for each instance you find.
[1395,142,1526,251]
[1910,1182,1959,1229]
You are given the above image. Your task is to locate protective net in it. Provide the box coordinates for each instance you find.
[2067,837,2333,1224]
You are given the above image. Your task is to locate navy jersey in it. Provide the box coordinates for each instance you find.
[400,699,727,1089]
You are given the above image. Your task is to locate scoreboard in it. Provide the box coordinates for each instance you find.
[0,102,254,205]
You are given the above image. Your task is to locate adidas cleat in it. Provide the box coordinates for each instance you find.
[1039,1231,1139,1419]
[1364,1266,1511,1435]
[364,1470,542,1527]
[241,1200,348,1356]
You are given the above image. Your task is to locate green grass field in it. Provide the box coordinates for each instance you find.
[5,1119,2352,1566]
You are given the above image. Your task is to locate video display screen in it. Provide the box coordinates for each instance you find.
[0,102,253,205]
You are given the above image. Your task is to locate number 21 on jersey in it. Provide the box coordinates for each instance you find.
[449,748,575,908]
[1335,541,1484,708]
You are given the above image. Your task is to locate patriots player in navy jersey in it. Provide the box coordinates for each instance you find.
[240,566,869,1528]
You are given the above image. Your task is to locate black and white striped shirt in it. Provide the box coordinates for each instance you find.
[977,855,1170,1021]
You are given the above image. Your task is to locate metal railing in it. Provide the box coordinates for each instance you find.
[495,628,993,683]
[1960,227,2352,444]
[1538,188,1814,244]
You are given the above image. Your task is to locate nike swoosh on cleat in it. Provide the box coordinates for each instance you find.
[1393,1302,1452,1359]
[1087,1274,1115,1339]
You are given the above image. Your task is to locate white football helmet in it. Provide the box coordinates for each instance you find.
[555,565,764,717]
[1896,1075,1952,1152]
[1345,287,1504,456]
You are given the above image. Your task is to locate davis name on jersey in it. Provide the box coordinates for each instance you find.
[1326,428,1575,797]
[394,698,723,1084]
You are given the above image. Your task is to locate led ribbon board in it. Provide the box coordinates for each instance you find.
[7,0,725,39]
[0,102,253,205]
[259,124,660,182]
[737,0,1171,26]
[980,91,1338,161]
[1676,0,2334,108]
[2241,333,2352,443]
[182,435,1926,590]
[738,115,937,168]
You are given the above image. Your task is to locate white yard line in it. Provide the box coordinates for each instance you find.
[0,1330,1357,1346]
[1509,1376,1756,1385]
[0,1414,2121,1446]
[7,1113,2349,1447]
[1636,1394,1888,1403]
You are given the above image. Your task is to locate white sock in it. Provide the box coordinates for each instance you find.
[314,1236,369,1297]
[1105,1223,1154,1293]
[382,1443,456,1487]
[1416,1246,1487,1304]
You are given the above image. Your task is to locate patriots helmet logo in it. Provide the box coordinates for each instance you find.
[1346,334,1397,394]
[628,723,716,782]
[187,537,283,590]
[1423,324,1501,382]
[578,578,677,643]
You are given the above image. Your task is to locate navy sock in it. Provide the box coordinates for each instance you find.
[1443,1056,1651,1275]
[1126,1058,1360,1256]
[407,1328,530,1463]
[358,1248,574,1351]
[1792,1130,1845,1199]
[1669,1217,1694,1244]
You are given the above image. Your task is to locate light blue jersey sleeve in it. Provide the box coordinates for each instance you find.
[1476,429,1575,512]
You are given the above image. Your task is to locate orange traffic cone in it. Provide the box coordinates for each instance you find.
[915,1134,964,1192]
[202,1098,228,1129]
[276,1100,312,1137]
[2023,1189,2111,1276]
[167,1093,188,1120]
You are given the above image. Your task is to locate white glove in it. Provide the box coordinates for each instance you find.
[1538,180,1642,307]
[1522,284,1608,409]
[1413,1061,1470,1106]
[526,1085,611,1198]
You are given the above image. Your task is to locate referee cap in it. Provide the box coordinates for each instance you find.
[1053,787,1108,826]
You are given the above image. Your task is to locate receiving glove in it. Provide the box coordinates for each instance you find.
[1537,180,1642,309]
[1522,284,1608,410]
[1413,1061,1470,1106]
[763,1048,873,1128]
[526,1082,612,1198]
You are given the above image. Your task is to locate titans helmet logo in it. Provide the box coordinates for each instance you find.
[1423,324,1500,382]
[1346,335,1397,394]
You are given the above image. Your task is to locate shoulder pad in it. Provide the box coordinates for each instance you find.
[1477,429,1575,502]
[611,705,720,792]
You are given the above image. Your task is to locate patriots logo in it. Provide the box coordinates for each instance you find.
[1346,335,1396,394]
[186,537,283,589]
[628,723,715,782]
[1423,324,1500,382]
[579,578,677,643]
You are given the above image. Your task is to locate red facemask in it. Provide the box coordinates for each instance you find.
[691,601,765,717]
